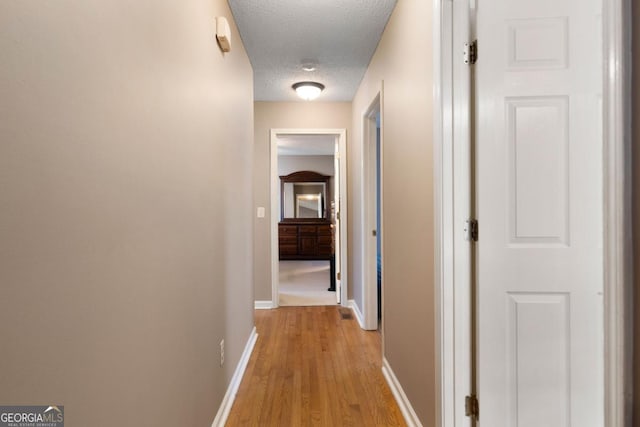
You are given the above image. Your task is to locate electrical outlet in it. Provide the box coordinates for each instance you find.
[220,339,225,366]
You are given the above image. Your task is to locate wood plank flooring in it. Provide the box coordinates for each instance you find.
[225,306,406,427]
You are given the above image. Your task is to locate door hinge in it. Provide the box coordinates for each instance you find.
[464,219,479,242]
[464,40,478,65]
[337,272,341,281]
[465,394,479,419]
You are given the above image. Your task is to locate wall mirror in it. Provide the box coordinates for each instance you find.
[280,171,331,222]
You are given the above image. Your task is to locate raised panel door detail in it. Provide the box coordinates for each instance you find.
[507,17,568,70]
[507,293,570,427]
[476,0,603,424]
[507,96,569,246]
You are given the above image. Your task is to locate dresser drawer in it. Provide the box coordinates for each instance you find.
[279,244,298,255]
[278,222,333,259]
[279,225,298,235]
[317,225,332,236]
[298,226,317,235]
[317,235,332,245]
[279,235,297,244]
[318,244,333,256]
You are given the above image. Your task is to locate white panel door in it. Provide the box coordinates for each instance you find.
[474,0,603,425]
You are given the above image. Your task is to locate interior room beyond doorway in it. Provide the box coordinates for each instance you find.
[274,132,345,307]
[271,129,346,307]
[278,260,335,306]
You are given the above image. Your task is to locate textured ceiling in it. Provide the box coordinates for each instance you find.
[227,0,397,102]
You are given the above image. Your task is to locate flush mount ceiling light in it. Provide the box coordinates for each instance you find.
[292,81,325,101]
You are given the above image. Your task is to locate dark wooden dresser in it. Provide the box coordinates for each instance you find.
[278,221,334,260]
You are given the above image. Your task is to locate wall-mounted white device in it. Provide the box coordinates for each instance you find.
[215,17,231,53]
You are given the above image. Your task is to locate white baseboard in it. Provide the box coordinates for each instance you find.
[211,327,258,427]
[348,299,365,329]
[254,300,274,309]
[382,357,423,427]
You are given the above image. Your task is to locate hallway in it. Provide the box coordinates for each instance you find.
[226,307,405,426]
[0,1,632,426]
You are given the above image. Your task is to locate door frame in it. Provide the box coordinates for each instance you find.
[362,90,383,331]
[433,0,633,425]
[269,128,348,308]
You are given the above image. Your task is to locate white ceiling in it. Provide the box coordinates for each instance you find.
[227,0,397,102]
[277,134,335,156]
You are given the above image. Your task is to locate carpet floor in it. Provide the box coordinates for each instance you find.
[278,260,337,306]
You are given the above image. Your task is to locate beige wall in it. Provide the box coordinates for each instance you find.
[278,155,334,177]
[0,1,254,426]
[633,1,639,423]
[351,0,435,424]
[253,102,351,301]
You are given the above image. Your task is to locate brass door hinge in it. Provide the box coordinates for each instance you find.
[465,394,479,419]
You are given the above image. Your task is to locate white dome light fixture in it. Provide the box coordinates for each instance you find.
[292,81,325,101]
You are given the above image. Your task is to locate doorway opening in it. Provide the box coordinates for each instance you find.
[363,92,383,330]
[270,129,348,308]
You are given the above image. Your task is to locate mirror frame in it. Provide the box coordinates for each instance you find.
[280,171,331,223]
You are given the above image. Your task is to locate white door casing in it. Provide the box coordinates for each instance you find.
[362,91,382,331]
[269,129,348,308]
[433,0,475,424]
[474,0,604,425]
[334,139,341,304]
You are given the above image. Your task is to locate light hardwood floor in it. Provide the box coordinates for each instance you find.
[225,306,406,426]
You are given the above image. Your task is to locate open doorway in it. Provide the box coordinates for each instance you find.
[362,93,382,330]
[270,129,348,308]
